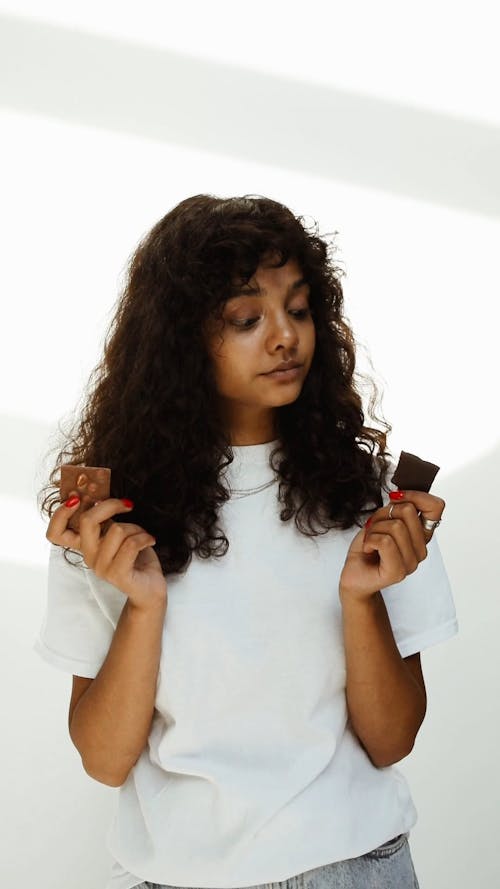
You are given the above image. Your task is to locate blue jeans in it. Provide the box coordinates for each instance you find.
[133,831,420,889]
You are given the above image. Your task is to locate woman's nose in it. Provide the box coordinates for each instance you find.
[271,318,300,344]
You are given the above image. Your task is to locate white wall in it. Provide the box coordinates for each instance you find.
[1,1,499,886]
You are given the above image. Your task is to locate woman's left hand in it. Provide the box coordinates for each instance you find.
[339,491,446,603]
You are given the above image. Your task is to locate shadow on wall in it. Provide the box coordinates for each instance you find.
[0,12,499,218]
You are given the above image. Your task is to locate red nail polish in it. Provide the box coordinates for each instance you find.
[365,517,372,527]
[121,498,134,508]
[65,495,80,508]
[389,490,405,500]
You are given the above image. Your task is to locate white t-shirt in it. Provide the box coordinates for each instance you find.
[34,442,459,889]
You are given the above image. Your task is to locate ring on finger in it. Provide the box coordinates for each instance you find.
[420,515,441,532]
[388,501,441,533]
[414,507,441,533]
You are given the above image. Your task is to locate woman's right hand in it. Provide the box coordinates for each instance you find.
[46,493,168,611]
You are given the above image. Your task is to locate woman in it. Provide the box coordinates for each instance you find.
[35,194,458,889]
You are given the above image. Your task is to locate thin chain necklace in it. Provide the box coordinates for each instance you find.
[229,476,278,499]
[228,436,280,498]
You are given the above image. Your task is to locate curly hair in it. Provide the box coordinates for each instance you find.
[37,193,395,576]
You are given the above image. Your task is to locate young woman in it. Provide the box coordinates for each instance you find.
[35,194,458,889]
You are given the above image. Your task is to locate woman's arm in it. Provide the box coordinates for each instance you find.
[339,488,445,767]
[70,596,167,786]
[45,494,168,786]
[340,590,426,768]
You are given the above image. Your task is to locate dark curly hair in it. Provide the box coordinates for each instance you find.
[37,193,395,576]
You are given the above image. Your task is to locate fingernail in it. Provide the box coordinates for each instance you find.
[389,490,405,500]
[65,495,80,508]
[121,498,134,508]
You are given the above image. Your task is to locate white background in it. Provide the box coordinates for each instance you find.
[1,1,499,886]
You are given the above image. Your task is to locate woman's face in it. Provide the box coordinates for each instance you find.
[205,255,316,445]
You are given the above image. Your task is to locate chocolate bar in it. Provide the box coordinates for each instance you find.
[390,450,440,493]
[60,465,111,533]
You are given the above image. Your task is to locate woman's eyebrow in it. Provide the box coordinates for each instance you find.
[229,276,309,298]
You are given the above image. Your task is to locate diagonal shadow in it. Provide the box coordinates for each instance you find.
[0,12,499,218]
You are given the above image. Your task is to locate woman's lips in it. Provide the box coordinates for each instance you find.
[263,365,302,380]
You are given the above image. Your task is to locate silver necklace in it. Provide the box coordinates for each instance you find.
[229,476,278,499]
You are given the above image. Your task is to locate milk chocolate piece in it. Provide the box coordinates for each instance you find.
[390,450,440,493]
[60,465,111,533]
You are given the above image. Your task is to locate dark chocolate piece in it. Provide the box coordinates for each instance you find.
[60,465,111,533]
[390,450,440,493]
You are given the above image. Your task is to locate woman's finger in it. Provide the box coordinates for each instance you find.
[387,490,446,542]
[45,490,83,548]
[364,517,421,576]
[92,528,156,585]
[78,498,135,566]
[362,528,408,585]
[92,521,155,574]
[387,500,428,560]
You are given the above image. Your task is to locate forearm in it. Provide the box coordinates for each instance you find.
[340,588,426,768]
[70,596,167,786]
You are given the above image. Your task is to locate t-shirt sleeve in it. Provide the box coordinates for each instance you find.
[380,533,459,658]
[378,453,459,658]
[33,543,115,678]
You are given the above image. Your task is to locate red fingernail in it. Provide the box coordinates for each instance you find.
[65,495,80,508]
[389,490,405,500]
[121,498,134,508]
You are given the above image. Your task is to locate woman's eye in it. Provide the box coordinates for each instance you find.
[232,308,311,330]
